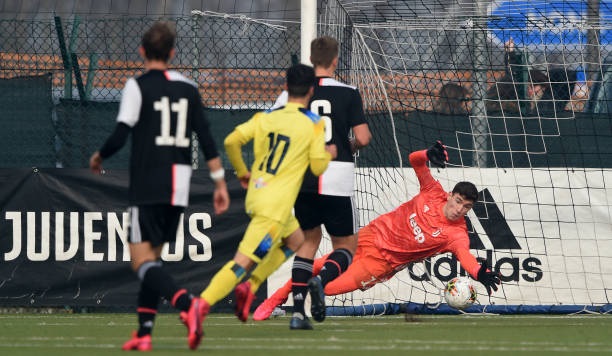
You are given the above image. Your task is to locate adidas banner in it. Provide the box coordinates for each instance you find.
[0,168,251,309]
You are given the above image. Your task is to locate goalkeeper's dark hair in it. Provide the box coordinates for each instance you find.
[286,64,316,97]
[142,21,176,62]
[452,181,478,203]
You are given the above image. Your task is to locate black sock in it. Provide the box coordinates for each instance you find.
[140,262,192,311]
[291,256,314,316]
[319,248,353,286]
[136,282,159,337]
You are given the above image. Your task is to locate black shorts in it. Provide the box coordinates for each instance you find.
[128,205,184,247]
[294,192,358,237]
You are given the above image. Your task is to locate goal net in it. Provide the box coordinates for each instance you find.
[298,0,612,315]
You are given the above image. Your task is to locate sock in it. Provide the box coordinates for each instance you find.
[318,248,352,287]
[139,261,191,311]
[201,261,246,306]
[291,256,314,316]
[249,243,294,292]
[136,282,159,337]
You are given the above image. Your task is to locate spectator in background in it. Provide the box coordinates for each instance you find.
[503,38,575,115]
[486,78,522,114]
[432,82,471,115]
[486,69,557,116]
[526,69,553,114]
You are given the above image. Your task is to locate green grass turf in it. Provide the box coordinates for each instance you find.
[0,313,610,355]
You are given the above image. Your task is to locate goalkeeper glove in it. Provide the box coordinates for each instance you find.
[477,262,501,295]
[426,140,448,168]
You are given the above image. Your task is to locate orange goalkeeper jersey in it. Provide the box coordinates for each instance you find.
[368,149,481,279]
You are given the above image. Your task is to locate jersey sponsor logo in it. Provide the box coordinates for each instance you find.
[408,212,425,243]
[407,188,543,283]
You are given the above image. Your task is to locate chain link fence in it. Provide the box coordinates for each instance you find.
[0,16,300,168]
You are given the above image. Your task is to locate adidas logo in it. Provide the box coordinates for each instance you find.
[294,293,304,301]
[466,188,521,250]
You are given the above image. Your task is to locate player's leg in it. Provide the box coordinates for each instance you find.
[253,253,329,321]
[324,227,392,295]
[236,217,303,322]
[201,216,289,322]
[122,242,159,351]
[309,195,358,322]
[128,205,207,350]
[124,206,194,350]
[290,193,323,324]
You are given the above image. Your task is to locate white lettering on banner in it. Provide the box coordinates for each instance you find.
[55,212,79,261]
[106,212,129,262]
[188,213,212,261]
[4,212,21,261]
[2,211,214,262]
[28,211,49,261]
[84,212,104,261]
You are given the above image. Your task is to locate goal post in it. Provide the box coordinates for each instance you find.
[301,0,317,65]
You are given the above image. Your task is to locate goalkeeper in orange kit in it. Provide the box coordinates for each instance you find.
[253,141,501,322]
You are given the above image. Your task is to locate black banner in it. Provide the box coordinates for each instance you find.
[0,168,250,310]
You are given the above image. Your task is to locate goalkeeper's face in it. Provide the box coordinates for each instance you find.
[443,193,474,222]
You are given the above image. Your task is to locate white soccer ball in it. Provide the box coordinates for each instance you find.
[444,276,477,310]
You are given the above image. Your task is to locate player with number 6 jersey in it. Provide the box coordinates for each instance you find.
[268,36,371,330]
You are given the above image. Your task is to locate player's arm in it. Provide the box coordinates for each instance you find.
[191,94,230,214]
[349,90,372,153]
[453,247,501,295]
[309,120,333,176]
[90,78,141,173]
[350,123,371,153]
[408,141,448,189]
[99,123,131,159]
[224,118,255,188]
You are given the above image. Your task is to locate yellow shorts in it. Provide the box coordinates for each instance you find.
[237,214,300,263]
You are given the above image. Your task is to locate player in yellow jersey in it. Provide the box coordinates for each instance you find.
[184,64,336,349]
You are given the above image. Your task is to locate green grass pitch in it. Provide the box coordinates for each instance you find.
[0,312,610,355]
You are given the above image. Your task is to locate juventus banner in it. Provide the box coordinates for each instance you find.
[0,168,249,309]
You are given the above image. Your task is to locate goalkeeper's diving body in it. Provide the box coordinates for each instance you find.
[253,142,502,321]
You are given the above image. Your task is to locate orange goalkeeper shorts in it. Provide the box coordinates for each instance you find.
[324,225,396,295]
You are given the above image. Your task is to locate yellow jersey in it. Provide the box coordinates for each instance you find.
[225,102,330,222]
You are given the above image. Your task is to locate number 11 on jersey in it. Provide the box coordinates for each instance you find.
[154,96,190,147]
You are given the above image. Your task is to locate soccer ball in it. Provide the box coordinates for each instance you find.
[444,276,477,310]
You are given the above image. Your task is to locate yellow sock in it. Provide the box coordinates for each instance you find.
[200,261,245,306]
[249,243,294,292]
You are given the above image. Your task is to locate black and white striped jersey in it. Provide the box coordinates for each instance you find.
[273,76,367,196]
[106,69,218,206]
